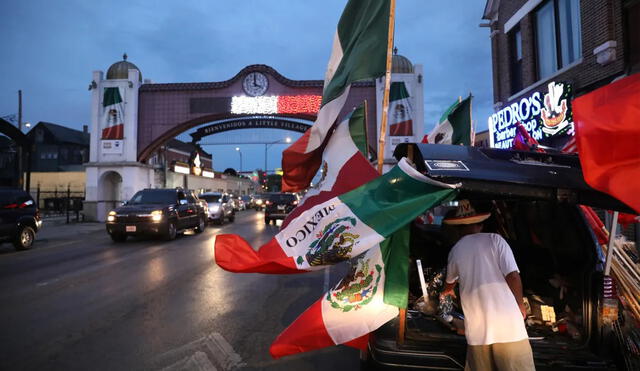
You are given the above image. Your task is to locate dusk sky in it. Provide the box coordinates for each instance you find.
[0,0,493,172]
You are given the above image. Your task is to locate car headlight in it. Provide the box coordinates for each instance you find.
[107,211,116,222]
[151,210,163,222]
[256,200,263,205]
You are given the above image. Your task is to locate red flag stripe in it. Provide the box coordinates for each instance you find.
[270,299,334,359]
[101,124,124,139]
[389,120,413,136]
[213,235,302,274]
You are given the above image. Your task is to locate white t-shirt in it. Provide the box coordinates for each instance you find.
[446,233,529,345]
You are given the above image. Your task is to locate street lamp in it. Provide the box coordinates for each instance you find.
[264,137,292,173]
[235,147,243,173]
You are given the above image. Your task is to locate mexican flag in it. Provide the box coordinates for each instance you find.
[284,104,378,228]
[389,81,413,136]
[102,87,125,139]
[214,158,457,274]
[281,0,390,192]
[270,225,410,358]
[427,95,472,145]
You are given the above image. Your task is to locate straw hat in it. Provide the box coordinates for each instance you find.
[442,200,491,225]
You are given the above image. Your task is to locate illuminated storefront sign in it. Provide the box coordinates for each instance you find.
[230,95,321,115]
[174,163,190,175]
[488,82,573,149]
[202,169,214,178]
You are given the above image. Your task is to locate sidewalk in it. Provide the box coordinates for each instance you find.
[37,220,105,241]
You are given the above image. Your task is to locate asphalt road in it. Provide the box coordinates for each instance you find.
[0,210,359,371]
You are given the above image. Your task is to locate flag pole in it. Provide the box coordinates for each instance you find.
[363,99,370,160]
[376,0,396,174]
[469,93,474,146]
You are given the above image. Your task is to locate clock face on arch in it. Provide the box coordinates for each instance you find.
[242,72,269,96]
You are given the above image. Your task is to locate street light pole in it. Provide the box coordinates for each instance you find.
[235,147,243,173]
[264,137,292,174]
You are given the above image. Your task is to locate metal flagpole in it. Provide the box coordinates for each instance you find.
[376,0,396,175]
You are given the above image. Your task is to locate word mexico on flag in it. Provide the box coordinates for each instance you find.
[102,87,125,139]
[270,225,410,358]
[389,81,413,136]
[427,95,472,145]
[284,104,378,227]
[281,0,390,192]
[214,158,458,274]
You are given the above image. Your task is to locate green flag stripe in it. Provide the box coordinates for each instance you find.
[381,224,410,308]
[389,81,410,102]
[322,0,389,105]
[438,99,460,123]
[338,164,456,237]
[450,96,472,145]
[103,87,123,107]
[348,104,368,157]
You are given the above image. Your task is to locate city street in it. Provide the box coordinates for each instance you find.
[0,210,359,370]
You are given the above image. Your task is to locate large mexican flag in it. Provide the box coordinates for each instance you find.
[270,224,411,358]
[281,0,390,192]
[389,81,413,136]
[214,158,457,274]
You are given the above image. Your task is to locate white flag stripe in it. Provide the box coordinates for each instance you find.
[324,31,344,90]
[306,86,351,152]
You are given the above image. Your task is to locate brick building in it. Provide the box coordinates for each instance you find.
[481,0,639,149]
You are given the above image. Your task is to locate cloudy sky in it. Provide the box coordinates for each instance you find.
[0,0,493,172]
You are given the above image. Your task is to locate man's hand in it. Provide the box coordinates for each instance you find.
[518,302,527,319]
[440,281,457,300]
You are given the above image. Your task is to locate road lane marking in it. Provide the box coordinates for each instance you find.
[162,351,217,371]
[156,332,244,371]
[204,333,246,370]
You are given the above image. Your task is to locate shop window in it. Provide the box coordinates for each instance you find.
[535,0,582,80]
[510,27,523,94]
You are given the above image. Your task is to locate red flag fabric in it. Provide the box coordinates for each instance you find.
[573,74,640,213]
[511,121,544,152]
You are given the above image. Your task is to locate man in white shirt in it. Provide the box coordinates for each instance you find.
[440,200,534,371]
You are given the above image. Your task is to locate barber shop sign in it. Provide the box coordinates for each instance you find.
[488,82,574,149]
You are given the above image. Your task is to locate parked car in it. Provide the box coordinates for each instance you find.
[361,144,634,370]
[105,188,206,242]
[264,193,298,225]
[199,192,235,225]
[0,188,42,250]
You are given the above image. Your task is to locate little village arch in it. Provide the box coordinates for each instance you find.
[84,55,423,221]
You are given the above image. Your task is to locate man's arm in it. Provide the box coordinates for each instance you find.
[504,271,526,319]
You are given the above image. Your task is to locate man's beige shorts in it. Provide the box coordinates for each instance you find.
[465,339,535,371]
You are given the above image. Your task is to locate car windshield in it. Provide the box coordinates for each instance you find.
[241,196,251,201]
[268,194,297,203]
[129,190,176,205]
[200,194,222,203]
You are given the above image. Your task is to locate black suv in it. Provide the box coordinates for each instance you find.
[264,193,298,225]
[361,144,634,370]
[106,188,207,242]
[0,188,42,250]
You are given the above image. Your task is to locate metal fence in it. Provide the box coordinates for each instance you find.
[29,185,85,223]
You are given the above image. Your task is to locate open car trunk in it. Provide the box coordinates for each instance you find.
[364,144,632,370]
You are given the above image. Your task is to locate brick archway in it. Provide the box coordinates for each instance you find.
[136,64,376,162]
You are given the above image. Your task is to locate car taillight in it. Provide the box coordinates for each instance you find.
[292,200,298,205]
[266,200,271,205]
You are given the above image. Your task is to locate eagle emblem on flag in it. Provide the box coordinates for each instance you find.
[326,258,382,312]
[300,217,360,266]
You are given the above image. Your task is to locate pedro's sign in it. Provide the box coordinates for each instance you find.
[488,82,574,149]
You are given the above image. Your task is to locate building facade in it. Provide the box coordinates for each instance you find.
[27,122,90,172]
[482,0,639,149]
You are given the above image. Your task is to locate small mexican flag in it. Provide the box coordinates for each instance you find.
[102,87,125,139]
[281,0,390,192]
[214,158,457,274]
[427,95,472,145]
[270,224,410,358]
[389,81,413,136]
